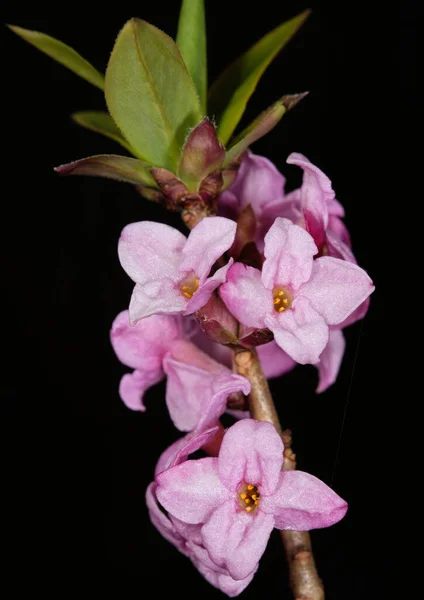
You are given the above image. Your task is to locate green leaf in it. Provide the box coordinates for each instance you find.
[105,18,202,171]
[208,10,310,144]
[7,25,105,90]
[55,154,157,187]
[176,0,207,113]
[225,92,308,165]
[72,111,136,155]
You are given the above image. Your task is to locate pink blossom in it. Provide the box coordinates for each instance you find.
[286,152,354,261]
[219,152,300,250]
[220,218,374,364]
[110,311,250,430]
[110,310,182,411]
[147,428,255,596]
[156,419,347,581]
[118,217,236,325]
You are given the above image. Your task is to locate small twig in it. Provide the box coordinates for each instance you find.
[233,348,324,600]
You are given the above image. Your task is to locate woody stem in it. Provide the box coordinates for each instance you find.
[233,348,325,600]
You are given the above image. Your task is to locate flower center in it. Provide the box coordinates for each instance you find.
[238,483,260,513]
[272,286,293,313]
[180,273,199,299]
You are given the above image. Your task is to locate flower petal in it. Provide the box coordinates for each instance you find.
[110,310,182,369]
[164,353,224,432]
[261,470,348,530]
[326,230,356,263]
[287,153,335,251]
[316,329,346,393]
[179,216,236,281]
[119,369,163,411]
[257,341,297,379]
[128,280,187,324]
[164,342,249,433]
[220,262,271,329]
[155,427,220,476]
[228,152,286,216]
[338,296,370,328]
[300,256,374,325]
[118,221,185,284]
[266,297,329,364]
[146,482,187,553]
[218,419,284,495]
[170,339,224,373]
[185,259,234,314]
[201,501,274,580]
[262,218,317,290]
[156,457,227,524]
[191,544,256,597]
[329,215,350,244]
[196,373,251,432]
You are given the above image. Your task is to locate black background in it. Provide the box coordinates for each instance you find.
[3,0,411,597]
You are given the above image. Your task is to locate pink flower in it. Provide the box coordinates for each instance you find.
[118,216,236,325]
[147,429,255,596]
[156,419,347,581]
[220,218,374,364]
[110,311,250,431]
[219,152,300,251]
[286,152,354,261]
[110,310,182,411]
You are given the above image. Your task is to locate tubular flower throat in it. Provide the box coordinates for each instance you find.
[273,287,292,313]
[238,483,261,513]
[180,274,199,299]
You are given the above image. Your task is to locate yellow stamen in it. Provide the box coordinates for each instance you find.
[238,483,260,513]
[273,286,293,313]
[180,273,199,299]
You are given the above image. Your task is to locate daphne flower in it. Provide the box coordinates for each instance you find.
[118,216,236,325]
[219,152,300,250]
[220,217,374,364]
[110,311,250,430]
[156,419,347,581]
[286,152,354,261]
[147,429,255,596]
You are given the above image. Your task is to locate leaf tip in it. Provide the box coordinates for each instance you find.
[6,24,26,36]
[281,91,310,110]
[54,163,73,176]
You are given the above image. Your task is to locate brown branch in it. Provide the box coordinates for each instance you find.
[234,348,324,600]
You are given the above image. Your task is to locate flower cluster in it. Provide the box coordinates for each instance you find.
[111,152,374,595]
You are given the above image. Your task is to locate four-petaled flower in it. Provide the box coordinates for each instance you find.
[220,217,374,364]
[110,310,250,431]
[157,419,347,581]
[118,216,236,325]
